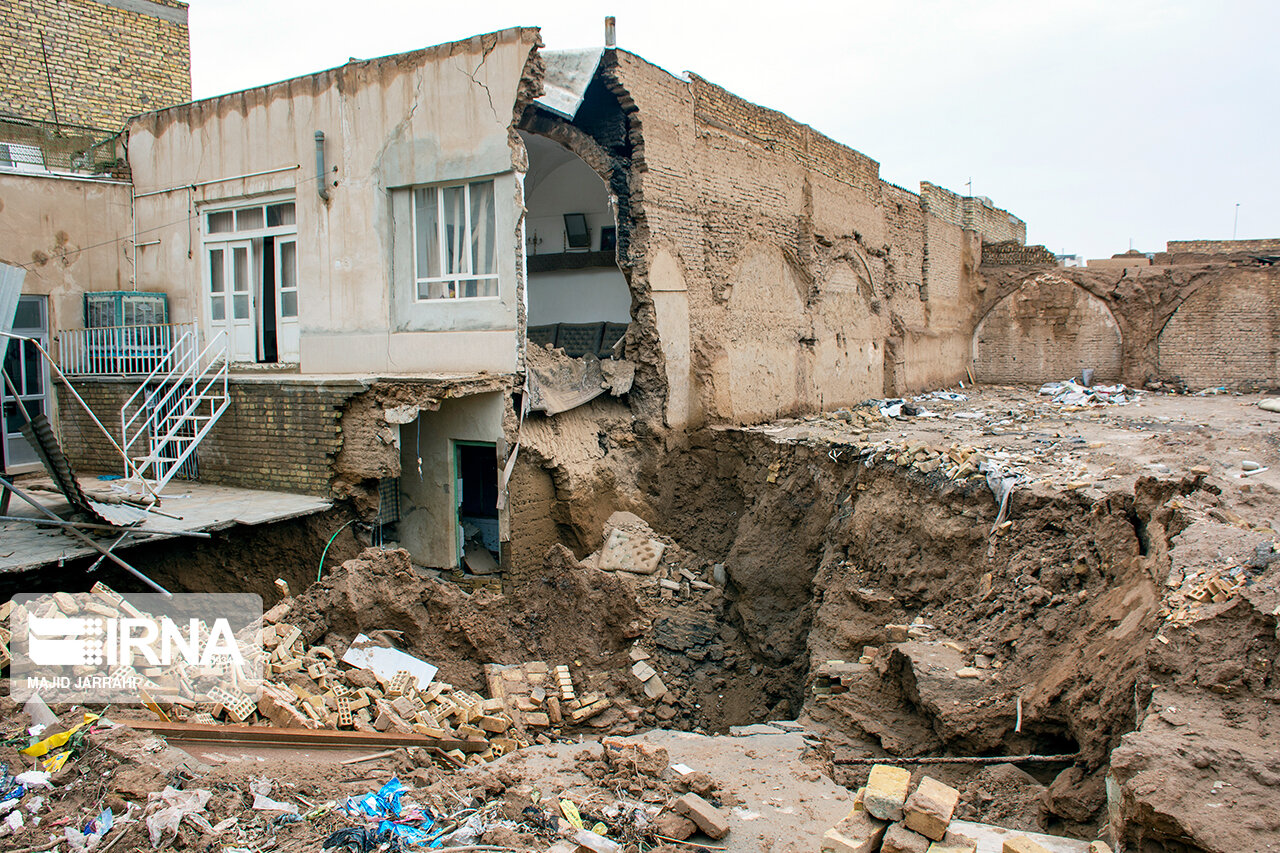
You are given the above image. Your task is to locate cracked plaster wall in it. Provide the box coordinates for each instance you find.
[124,27,541,375]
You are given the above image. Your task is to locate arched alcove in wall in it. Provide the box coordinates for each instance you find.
[1158,274,1280,389]
[973,275,1122,384]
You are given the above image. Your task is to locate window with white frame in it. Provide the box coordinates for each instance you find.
[413,179,498,300]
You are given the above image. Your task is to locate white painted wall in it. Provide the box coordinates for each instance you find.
[125,28,540,376]
[523,133,631,327]
[528,269,631,326]
[398,392,507,568]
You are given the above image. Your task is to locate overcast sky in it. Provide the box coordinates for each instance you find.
[188,0,1278,259]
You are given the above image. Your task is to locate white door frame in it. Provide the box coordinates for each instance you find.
[273,236,299,361]
[2,295,50,473]
[207,240,256,362]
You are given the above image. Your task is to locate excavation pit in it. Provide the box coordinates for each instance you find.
[7,388,1279,852]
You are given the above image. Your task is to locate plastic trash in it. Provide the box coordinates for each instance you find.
[572,827,623,853]
[145,786,212,846]
[981,459,1022,531]
[560,799,585,829]
[249,776,299,814]
[84,808,112,836]
[433,811,485,846]
[15,770,52,790]
[322,826,384,852]
[252,792,298,813]
[0,766,24,811]
[342,777,407,819]
[23,695,57,728]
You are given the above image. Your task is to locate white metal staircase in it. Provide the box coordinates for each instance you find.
[121,327,229,496]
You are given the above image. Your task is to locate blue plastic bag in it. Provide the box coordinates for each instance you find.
[343,777,407,818]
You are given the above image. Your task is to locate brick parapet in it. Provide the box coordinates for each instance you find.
[54,376,360,496]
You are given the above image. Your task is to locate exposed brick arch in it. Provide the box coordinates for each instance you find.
[973,274,1123,384]
[1157,271,1280,391]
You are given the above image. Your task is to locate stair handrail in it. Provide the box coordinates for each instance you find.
[126,329,229,492]
[122,328,216,459]
[120,323,200,451]
[0,330,155,502]
[140,336,228,462]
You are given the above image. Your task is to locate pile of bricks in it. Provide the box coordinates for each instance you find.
[482,660,622,732]
[821,764,1109,853]
[187,606,628,765]
[1,584,628,767]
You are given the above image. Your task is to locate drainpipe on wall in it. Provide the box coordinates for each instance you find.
[315,131,330,202]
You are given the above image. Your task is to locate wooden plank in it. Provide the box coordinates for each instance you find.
[128,719,488,753]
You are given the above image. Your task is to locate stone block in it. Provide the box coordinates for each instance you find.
[672,792,729,839]
[904,775,959,840]
[1087,844,1112,853]
[882,821,931,853]
[820,803,887,853]
[478,714,509,733]
[927,831,977,853]
[598,528,666,574]
[1002,837,1051,853]
[632,661,658,682]
[864,764,912,821]
[653,810,697,840]
[644,674,669,700]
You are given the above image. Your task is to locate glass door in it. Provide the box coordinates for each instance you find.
[207,241,256,362]
[2,296,50,471]
[274,237,299,361]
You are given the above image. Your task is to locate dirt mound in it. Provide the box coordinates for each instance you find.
[282,547,647,693]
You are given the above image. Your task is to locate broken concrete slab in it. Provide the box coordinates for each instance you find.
[340,633,438,691]
[599,527,666,574]
[927,831,978,853]
[948,821,1090,853]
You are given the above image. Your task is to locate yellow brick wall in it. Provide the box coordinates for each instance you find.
[1,0,190,130]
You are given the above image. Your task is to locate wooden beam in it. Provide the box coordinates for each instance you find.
[129,719,488,753]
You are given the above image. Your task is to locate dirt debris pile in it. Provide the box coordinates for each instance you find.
[111,546,671,760]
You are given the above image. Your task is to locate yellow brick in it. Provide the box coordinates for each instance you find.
[1003,836,1051,853]
[864,764,912,822]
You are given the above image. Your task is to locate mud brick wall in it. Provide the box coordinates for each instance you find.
[980,241,1058,266]
[583,51,1039,425]
[1157,269,1280,390]
[686,73,881,195]
[974,261,1280,390]
[55,377,361,496]
[506,458,560,583]
[1166,239,1280,256]
[1,0,191,130]
[601,53,961,422]
[973,273,1123,384]
[920,182,1026,245]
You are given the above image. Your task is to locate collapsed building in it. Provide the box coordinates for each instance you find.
[2,8,1280,853]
